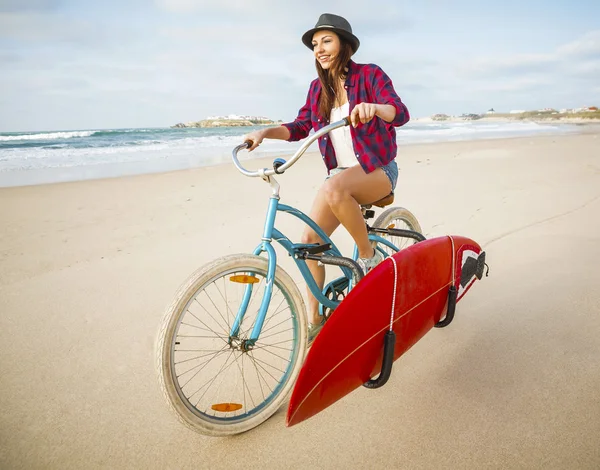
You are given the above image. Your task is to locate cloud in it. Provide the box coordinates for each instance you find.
[0,11,127,47]
[0,0,64,13]
[457,29,600,81]
[558,30,600,59]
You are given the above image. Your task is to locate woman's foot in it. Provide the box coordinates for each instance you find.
[357,248,383,275]
[307,318,326,345]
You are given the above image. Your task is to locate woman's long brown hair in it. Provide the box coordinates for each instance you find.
[316,36,353,119]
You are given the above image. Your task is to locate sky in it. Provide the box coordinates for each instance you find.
[0,0,599,132]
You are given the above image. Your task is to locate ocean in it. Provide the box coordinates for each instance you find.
[0,120,580,187]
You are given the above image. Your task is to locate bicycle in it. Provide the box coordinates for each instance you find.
[156,118,424,436]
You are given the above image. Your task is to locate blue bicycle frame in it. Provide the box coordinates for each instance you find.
[229,193,400,345]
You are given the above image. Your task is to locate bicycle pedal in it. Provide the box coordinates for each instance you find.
[297,243,332,256]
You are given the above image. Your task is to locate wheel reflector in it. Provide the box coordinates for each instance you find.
[386,224,396,229]
[211,403,243,412]
[229,275,259,284]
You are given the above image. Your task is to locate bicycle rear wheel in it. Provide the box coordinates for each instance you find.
[371,207,423,257]
[156,254,307,436]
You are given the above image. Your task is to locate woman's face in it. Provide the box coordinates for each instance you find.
[312,30,341,70]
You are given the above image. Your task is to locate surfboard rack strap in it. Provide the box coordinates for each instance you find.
[363,330,396,389]
[434,285,458,328]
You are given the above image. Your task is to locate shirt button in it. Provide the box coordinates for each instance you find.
[324,137,327,140]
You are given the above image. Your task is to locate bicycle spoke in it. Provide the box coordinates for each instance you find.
[254,293,286,332]
[215,277,234,331]
[258,314,292,337]
[204,351,239,415]
[201,288,233,335]
[248,351,281,382]
[191,350,236,406]
[252,339,295,351]
[175,350,226,366]
[248,352,268,402]
[238,288,287,340]
[178,347,229,386]
[253,345,292,363]
[250,353,288,375]
[189,301,230,338]
[258,326,294,341]
[178,322,217,335]
[176,333,227,340]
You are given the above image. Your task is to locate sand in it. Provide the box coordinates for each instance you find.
[1,132,599,469]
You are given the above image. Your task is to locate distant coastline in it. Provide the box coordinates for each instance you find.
[172,115,282,128]
[417,107,600,124]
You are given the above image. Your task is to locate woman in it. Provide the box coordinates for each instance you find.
[244,13,410,341]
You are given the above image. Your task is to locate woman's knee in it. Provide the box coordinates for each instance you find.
[323,178,350,207]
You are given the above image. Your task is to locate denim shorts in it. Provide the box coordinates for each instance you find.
[326,160,398,191]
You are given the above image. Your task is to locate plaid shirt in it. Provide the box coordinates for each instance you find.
[282,60,409,174]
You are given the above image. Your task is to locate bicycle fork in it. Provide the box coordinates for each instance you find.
[229,183,280,350]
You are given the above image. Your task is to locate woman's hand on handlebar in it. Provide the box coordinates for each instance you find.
[243,130,265,152]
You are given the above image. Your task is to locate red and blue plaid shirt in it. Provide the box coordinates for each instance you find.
[282,60,410,174]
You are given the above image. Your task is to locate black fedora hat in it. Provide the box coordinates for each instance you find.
[302,13,360,54]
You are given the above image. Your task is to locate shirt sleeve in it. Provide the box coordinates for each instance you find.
[370,65,410,127]
[281,81,315,141]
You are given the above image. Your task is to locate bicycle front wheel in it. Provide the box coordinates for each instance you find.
[156,254,307,436]
[371,207,423,257]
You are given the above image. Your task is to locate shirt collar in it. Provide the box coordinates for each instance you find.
[344,60,358,87]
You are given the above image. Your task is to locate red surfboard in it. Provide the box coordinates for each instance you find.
[286,235,486,427]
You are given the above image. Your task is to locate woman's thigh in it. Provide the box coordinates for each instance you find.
[326,165,392,205]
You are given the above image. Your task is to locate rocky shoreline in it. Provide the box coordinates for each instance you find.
[172,118,282,128]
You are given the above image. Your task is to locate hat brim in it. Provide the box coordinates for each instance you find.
[302,26,360,54]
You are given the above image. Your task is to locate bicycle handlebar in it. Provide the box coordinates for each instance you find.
[231,117,351,178]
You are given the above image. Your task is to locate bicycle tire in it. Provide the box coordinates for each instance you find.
[156,254,307,436]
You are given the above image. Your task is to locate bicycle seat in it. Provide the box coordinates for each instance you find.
[362,193,394,209]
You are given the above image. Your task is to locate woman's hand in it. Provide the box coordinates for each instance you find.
[243,129,265,151]
[350,103,397,127]
[350,103,377,127]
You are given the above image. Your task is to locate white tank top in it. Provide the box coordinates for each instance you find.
[329,103,359,168]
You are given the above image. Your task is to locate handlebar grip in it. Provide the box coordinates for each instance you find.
[343,117,351,127]
[244,139,254,149]
[273,158,287,174]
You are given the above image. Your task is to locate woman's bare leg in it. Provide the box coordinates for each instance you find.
[301,186,341,325]
[323,166,392,258]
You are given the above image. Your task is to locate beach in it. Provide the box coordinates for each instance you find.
[1,131,599,468]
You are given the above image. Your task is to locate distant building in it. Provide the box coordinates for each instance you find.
[486,108,496,114]
[510,110,526,114]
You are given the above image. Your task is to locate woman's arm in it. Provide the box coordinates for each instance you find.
[370,65,410,127]
[244,126,291,151]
